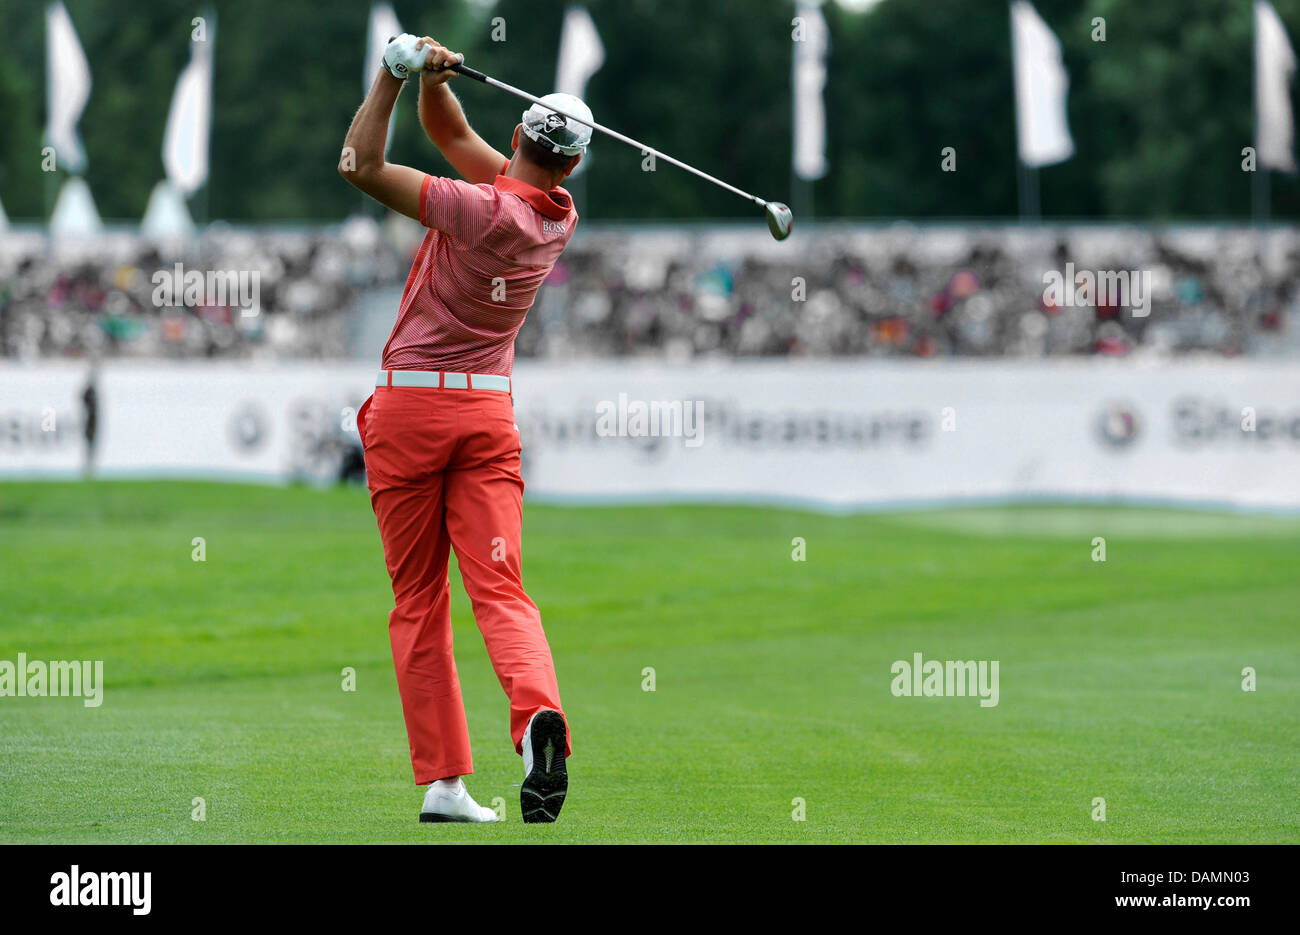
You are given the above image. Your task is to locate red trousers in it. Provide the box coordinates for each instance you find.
[357,383,569,784]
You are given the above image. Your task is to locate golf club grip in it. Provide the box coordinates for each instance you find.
[384,37,485,81]
[448,62,488,83]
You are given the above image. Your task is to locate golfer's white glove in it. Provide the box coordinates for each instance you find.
[382,34,427,79]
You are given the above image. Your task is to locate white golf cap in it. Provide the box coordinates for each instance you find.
[521,93,594,156]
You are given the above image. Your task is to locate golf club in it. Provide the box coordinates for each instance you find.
[443,60,794,241]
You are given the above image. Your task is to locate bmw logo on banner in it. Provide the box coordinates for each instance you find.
[228,401,268,454]
[1096,402,1141,450]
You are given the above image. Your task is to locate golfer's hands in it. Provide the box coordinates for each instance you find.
[382,34,428,78]
[416,37,464,87]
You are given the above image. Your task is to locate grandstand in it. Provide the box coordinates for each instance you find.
[4,222,1298,363]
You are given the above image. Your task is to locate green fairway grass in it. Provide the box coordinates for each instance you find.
[1,481,1297,843]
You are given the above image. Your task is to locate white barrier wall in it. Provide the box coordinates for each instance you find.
[2,360,1298,509]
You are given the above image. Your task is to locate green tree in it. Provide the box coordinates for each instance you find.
[2,0,1298,221]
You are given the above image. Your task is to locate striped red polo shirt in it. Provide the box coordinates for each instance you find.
[380,162,577,375]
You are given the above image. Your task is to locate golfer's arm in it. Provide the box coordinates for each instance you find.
[419,77,507,185]
[339,70,425,220]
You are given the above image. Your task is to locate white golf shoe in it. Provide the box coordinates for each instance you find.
[418,778,500,823]
[521,709,568,823]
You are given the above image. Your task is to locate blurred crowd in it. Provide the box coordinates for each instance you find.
[2,221,1296,361]
[520,224,1300,361]
[0,217,401,360]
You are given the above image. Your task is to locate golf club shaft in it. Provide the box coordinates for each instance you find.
[449,62,769,208]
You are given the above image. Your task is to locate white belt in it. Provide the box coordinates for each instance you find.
[376,370,512,393]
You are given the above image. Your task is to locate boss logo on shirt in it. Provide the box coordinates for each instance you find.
[542,220,567,235]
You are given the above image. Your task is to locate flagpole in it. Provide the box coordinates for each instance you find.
[791,29,803,222]
[570,170,587,217]
[1252,156,1270,225]
[44,23,54,232]
[792,176,813,223]
[1253,0,1261,222]
[1252,0,1267,347]
[43,3,55,233]
[790,1,823,223]
[1015,161,1040,220]
[1010,3,1026,219]
[1252,0,1269,223]
[198,6,216,230]
[1003,2,1024,219]
[553,6,604,221]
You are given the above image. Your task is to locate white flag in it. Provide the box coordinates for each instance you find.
[163,34,213,195]
[1256,0,1297,172]
[365,3,402,156]
[555,6,604,176]
[793,1,829,181]
[555,7,604,100]
[1011,1,1074,168]
[45,1,92,174]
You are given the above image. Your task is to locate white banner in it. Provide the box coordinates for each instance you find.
[2,361,1299,509]
[0,363,375,484]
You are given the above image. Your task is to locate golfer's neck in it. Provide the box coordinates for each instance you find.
[505,156,561,192]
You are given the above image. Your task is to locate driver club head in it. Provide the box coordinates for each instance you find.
[765,202,794,241]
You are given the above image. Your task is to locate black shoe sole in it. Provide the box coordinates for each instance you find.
[521,710,568,823]
[419,812,479,823]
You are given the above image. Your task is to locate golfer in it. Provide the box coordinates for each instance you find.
[340,34,584,823]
